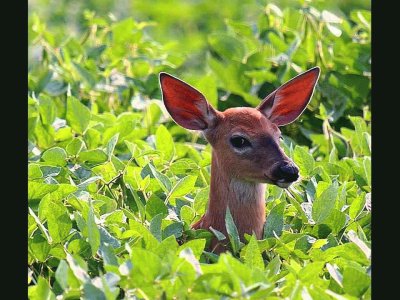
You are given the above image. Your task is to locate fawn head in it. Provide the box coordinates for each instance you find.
[159,67,320,188]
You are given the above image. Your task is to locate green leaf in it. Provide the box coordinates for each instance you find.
[38,95,57,125]
[99,243,119,266]
[178,239,206,259]
[168,175,197,199]
[66,96,91,134]
[66,252,90,283]
[342,267,370,297]
[38,197,72,243]
[72,62,96,87]
[163,222,183,239]
[87,201,100,256]
[293,145,314,177]
[324,209,347,234]
[179,248,202,276]
[34,122,55,149]
[28,181,58,201]
[264,202,285,238]
[28,234,51,262]
[145,102,162,128]
[156,125,175,162]
[149,213,163,242]
[225,207,240,254]
[208,33,245,61]
[41,147,67,166]
[79,149,108,164]
[180,205,195,225]
[28,163,43,180]
[66,138,85,156]
[28,276,56,300]
[55,260,70,290]
[146,195,168,219]
[209,226,227,241]
[349,194,366,219]
[312,183,338,224]
[130,248,163,281]
[105,133,119,160]
[265,255,281,278]
[196,75,218,107]
[244,235,264,269]
[147,163,172,193]
[67,239,92,259]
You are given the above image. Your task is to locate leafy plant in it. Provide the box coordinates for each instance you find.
[28,0,370,299]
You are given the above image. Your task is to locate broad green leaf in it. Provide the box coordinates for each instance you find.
[130,248,163,281]
[163,222,183,239]
[196,75,218,107]
[310,242,369,266]
[264,202,285,238]
[28,181,58,201]
[349,194,366,219]
[244,235,264,269]
[324,209,347,234]
[66,138,85,156]
[208,33,245,61]
[293,146,314,177]
[105,133,119,160]
[38,95,57,125]
[145,102,162,128]
[180,205,195,225]
[146,194,168,219]
[168,175,197,199]
[79,149,108,164]
[99,244,119,267]
[38,197,72,243]
[265,255,281,278]
[72,62,96,87]
[34,121,55,149]
[147,163,172,193]
[342,267,370,297]
[178,239,206,259]
[28,234,51,262]
[66,96,91,134]
[42,147,67,166]
[28,276,56,300]
[65,253,90,283]
[55,260,70,290]
[87,201,100,256]
[156,125,175,162]
[68,239,92,259]
[149,213,163,241]
[179,248,202,276]
[129,219,159,249]
[312,184,338,224]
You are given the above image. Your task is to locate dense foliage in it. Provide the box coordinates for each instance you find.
[28,0,371,299]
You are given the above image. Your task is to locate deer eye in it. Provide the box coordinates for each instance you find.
[230,136,252,149]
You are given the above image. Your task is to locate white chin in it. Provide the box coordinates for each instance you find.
[276,180,292,189]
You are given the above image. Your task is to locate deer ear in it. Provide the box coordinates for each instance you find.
[257,67,320,126]
[159,73,218,130]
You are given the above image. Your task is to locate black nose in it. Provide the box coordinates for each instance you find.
[274,162,299,182]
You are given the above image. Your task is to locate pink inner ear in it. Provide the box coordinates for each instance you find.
[160,73,211,130]
[260,68,320,126]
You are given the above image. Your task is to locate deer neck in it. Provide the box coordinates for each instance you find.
[204,151,266,239]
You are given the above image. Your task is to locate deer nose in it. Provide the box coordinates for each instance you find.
[274,162,299,182]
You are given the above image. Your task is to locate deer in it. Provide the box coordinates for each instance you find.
[159,67,320,253]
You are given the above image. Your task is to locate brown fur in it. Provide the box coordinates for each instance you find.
[193,108,289,253]
[159,68,320,254]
